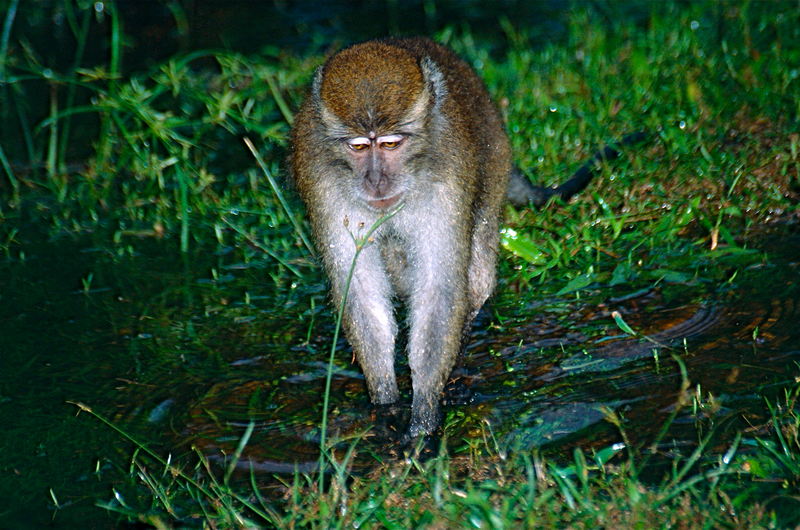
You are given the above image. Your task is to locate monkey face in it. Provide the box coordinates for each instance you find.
[344,132,408,210]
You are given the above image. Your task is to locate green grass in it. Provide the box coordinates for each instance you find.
[2,1,800,528]
[489,3,799,290]
[79,382,800,529]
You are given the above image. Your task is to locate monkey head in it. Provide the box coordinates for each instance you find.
[309,40,446,211]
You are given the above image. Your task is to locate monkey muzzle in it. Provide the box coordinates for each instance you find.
[363,168,402,210]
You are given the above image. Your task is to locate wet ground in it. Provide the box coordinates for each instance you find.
[0,226,798,527]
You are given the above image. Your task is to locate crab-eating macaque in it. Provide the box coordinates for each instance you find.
[289,36,640,442]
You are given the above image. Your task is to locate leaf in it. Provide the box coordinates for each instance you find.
[595,443,625,467]
[656,269,695,284]
[555,273,594,296]
[610,262,633,286]
[500,228,547,265]
[612,311,637,336]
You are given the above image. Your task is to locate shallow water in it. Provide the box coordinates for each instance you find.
[0,227,798,526]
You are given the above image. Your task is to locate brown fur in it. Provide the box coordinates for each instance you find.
[320,41,425,132]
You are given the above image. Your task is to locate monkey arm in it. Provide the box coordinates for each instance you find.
[315,217,401,406]
[400,201,472,439]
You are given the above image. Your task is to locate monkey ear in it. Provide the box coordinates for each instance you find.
[399,57,447,130]
[420,57,448,110]
[310,66,326,110]
[312,66,351,138]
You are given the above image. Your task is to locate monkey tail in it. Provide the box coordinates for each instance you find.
[507,131,648,209]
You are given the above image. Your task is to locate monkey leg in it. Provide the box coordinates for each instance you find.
[459,214,500,353]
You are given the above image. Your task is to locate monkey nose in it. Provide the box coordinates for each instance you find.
[364,171,390,196]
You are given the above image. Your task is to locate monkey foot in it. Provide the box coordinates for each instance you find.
[368,402,408,443]
[392,432,441,461]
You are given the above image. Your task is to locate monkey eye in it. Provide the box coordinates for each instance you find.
[377,134,404,150]
[347,137,370,151]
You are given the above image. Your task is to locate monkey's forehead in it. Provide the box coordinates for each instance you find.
[320,42,426,131]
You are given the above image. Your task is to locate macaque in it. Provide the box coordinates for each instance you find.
[289,37,638,441]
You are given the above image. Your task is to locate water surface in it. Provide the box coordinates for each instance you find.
[0,227,798,526]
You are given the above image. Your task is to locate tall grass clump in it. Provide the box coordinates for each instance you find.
[1,1,316,261]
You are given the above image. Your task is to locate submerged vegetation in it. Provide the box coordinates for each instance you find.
[1,0,799,528]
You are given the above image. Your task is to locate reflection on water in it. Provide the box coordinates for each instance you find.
[0,230,798,525]
[179,232,800,469]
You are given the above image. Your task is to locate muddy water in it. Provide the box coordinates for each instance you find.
[0,229,798,526]
[176,230,800,471]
